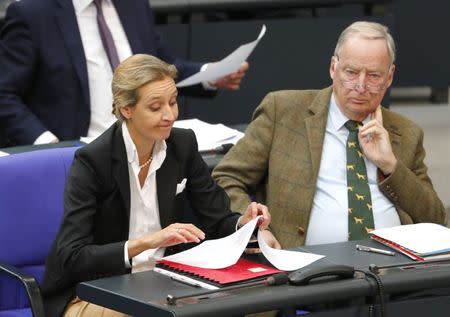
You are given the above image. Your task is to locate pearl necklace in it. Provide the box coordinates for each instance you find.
[139,155,153,169]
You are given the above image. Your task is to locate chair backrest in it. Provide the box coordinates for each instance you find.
[0,147,77,311]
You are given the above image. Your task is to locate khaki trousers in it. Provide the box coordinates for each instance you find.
[63,297,130,317]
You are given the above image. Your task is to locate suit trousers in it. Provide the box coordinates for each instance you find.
[63,297,129,317]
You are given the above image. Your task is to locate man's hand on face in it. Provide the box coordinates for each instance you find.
[358,106,397,175]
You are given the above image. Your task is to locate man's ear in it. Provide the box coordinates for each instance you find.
[329,56,337,80]
[119,105,132,120]
[385,64,395,88]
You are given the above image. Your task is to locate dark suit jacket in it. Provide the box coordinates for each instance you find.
[0,0,210,146]
[41,123,241,317]
[213,87,446,248]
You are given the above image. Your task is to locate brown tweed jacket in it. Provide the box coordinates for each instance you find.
[212,87,446,248]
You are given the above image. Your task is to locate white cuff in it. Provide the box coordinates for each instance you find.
[200,63,218,90]
[124,241,132,268]
[33,131,59,145]
[235,216,243,231]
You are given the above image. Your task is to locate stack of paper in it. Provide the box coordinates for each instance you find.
[173,118,244,152]
[154,216,324,288]
[371,223,450,261]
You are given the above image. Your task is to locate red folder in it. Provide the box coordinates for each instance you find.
[371,235,424,261]
[156,258,283,287]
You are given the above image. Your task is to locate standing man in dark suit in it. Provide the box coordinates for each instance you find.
[0,0,248,146]
[41,54,277,317]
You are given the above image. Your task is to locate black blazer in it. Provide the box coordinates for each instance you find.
[0,0,211,146]
[41,123,241,317]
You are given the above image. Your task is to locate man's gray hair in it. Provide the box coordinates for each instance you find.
[334,21,396,65]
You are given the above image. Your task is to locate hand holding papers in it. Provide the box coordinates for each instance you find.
[162,216,324,271]
[176,25,266,88]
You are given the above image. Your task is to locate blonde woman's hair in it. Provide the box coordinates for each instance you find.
[334,21,396,65]
[112,54,177,121]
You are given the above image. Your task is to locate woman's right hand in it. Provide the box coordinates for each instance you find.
[145,223,206,249]
[127,223,205,260]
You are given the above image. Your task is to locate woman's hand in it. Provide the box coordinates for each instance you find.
[245,229,282,254]
[127,223,205,259]
[239,202,271,230]
[145,223,205,248]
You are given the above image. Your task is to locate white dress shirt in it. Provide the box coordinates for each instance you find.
[305,94,401,245]
[122,122,167,273]
[74,0,132,138]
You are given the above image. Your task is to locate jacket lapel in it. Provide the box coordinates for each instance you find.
[112,0,144,53]
[156,145,179,228]
[55,0,90,107]
[379,108,402,180]
[304,87,332,180]
[111,124,131,220]
[382,108,402,158]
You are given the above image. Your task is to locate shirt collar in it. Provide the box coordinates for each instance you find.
[73,0,113,14]
[329,93,370,132]
[121,121,167,168]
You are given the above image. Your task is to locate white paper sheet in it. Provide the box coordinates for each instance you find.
[371,223,450,255]
[162,216,324,271]
[173,118,244,152]
[176,25,266,87]
[163,217,259,269]
[258,231,325,271]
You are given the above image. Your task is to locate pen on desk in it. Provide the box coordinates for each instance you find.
[356,244,395,256]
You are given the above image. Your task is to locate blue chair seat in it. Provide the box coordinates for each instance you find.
[0,308,32,317]
[0,147,78,317]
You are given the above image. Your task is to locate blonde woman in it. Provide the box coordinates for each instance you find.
[41,54,278,317]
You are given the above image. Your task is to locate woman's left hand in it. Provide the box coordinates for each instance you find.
[239,202,271,230]
[245,229,282,254]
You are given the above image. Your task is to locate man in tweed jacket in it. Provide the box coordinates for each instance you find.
[213,21,446,249]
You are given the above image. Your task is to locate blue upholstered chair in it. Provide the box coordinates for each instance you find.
[0,147,78,317]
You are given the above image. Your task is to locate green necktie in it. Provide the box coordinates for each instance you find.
[345,120,374,240]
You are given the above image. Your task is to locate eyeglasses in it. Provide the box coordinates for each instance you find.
[334,56,391,94]
[340,80,385,94]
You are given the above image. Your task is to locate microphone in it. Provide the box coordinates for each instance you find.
[369,257,450,274]
[166,273,289,305]
[265,272,290,286]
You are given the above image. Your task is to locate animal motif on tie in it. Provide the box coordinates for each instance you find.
[345,120,373,240]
